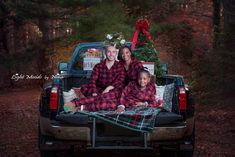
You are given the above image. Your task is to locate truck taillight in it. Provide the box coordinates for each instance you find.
[50,86,59,110]
[178,86,187,111]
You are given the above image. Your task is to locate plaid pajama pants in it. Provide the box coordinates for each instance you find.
[73,89,121,111]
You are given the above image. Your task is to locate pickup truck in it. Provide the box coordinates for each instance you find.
[38,42,195,157]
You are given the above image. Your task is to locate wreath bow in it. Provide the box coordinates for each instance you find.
[131,19,152,50]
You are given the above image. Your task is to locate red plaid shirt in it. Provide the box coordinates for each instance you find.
[122,59,143,85]
[75,60,125,111]
[120,81,158,108]
[86,59,125,95]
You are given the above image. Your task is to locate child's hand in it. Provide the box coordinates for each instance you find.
[115,105,125,113]
[157,99,163,107]
[92,93,98,97]
[135,102,145,107]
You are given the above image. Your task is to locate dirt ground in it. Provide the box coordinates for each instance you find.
[0,88,234,157]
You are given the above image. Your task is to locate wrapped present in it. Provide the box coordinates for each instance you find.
[85,48,101,57]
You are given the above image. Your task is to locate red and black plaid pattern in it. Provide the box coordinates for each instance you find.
[73,90,119,111]
[81,60,125,96]
[120,81,158,108]
[122,59,143,85]
[75,60,125,111]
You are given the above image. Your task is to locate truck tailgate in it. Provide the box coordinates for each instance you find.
[55,111,183,126]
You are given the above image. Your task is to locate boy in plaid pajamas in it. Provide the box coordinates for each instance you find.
[118,45,143,85]
[116,69,159,113]
[72,45,125,111]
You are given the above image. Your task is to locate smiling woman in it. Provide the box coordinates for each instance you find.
[118,45,144,85]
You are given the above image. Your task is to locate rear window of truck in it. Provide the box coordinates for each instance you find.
[72,47,104,71]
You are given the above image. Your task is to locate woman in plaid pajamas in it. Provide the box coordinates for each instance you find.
[116,69,159,113]
[72,45,125,111]
[118,45,143,85]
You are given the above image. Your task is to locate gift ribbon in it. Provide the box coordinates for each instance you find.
[131,19,152,50]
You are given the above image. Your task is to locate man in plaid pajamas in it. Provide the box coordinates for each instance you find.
[116,69,159,113]
[73,45,125,111]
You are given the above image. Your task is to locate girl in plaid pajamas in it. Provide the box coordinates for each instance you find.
[71,45,125,111]
[116,69,159,113]
[118,45,143,85]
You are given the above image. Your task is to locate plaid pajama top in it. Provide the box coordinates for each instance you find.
[122,59,143,85]
[87,59,125,95]
[120,81,158,108]
[74,60,125,111]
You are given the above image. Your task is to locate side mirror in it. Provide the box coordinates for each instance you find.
[58,62,68,74]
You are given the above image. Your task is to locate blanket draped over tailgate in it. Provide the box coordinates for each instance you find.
[77,107,162,132]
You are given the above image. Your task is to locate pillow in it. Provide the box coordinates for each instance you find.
[156,83,174,112]
[156,85,165,107]
[63,89,79,112]
[63,89,78,103]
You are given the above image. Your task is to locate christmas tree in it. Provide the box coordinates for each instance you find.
[131,19,163,76]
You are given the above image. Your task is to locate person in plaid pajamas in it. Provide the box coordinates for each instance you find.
[118,45,143,85]
[116,68,159,113]
[72,45,125,111]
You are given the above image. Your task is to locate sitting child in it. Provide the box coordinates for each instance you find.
[116,68,160,113]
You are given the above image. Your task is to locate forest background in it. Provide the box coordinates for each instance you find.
[0,1,235,156]
[0,0,234,104]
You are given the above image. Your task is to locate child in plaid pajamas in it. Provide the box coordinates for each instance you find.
[71,45,125,111]
[116,69,159,113]
[118,45,143,85]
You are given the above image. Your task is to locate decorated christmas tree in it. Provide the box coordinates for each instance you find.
[131,19,163,76]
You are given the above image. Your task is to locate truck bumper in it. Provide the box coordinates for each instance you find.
[39,116,194,148]
[40,116,91,142]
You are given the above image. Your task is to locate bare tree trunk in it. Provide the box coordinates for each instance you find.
[0,9,14,87]
[213,0,221,48]
[222,0,235,49]
[37,17,50,87]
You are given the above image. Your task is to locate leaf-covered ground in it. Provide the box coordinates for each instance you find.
[0,88,234,157]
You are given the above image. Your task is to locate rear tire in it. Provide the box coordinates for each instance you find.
[160,126,195,157]
[38,121,74,157]
[179,150,194,157]
[38,133,55,157]
[160,149,178,157]
[40,150,74,157]
[180,123,195,157]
